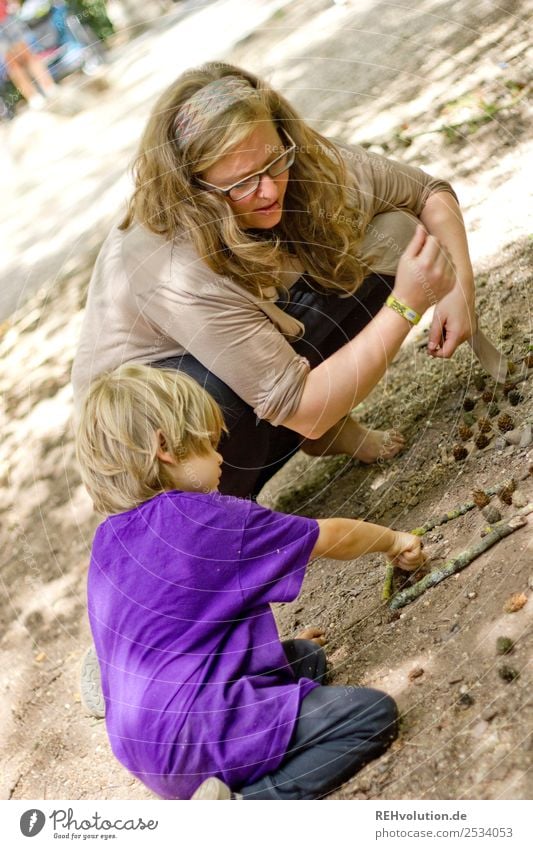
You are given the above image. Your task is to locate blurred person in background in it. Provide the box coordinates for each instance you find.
[0,0,57,107]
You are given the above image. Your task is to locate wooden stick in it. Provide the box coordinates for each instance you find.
[410,479,513,536]
[389,506,532,609]
[382,562,395,602]
[382,478,513,599]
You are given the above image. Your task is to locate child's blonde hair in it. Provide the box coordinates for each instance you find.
[76,364,225,515]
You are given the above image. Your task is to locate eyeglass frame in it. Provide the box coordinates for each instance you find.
[195,128,297,201]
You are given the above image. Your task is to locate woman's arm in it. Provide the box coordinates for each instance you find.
[420,191,477,358]
[283,226,455,439]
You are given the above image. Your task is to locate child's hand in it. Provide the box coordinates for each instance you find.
[386,531,426,571]
[296,626,327,646]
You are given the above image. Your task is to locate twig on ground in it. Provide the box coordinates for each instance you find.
[389,505,532,609]
[410,479,514,536]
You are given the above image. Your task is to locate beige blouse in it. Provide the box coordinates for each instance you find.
[71,144,457,423]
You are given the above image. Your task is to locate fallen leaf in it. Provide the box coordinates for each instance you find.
[408,667,424,681]
[503,592,527,613]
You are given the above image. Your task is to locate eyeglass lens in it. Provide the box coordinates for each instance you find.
[229,147,295,201]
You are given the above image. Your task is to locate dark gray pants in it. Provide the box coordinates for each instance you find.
[152,273,394,498]
[239,640,398,800]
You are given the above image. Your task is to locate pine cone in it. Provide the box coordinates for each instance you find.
[453,444,468,461]
[472,489,490,508]
[508,390,523,406]
[497,413,514,433]
[481,390,495,404]
[458,424,473,441]
[502,383,515,397]
[462,396,475,411]
[477,417,492,433]
[473,374,486,391]
[498,481,516,505]
[475,433,490,449]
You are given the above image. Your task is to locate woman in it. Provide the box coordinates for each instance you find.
[72,62,476,498]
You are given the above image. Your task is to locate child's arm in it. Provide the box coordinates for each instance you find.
[311,518,424,571]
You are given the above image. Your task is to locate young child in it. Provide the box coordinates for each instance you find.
[76,364,424,801]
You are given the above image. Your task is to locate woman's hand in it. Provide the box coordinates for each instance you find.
[428,285,477,358]
[394,225,456,316]
[386,531,426,571]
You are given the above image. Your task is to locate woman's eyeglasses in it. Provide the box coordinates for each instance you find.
[196,130,296,202]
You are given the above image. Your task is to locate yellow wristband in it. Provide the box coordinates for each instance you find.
[386,294,421,326]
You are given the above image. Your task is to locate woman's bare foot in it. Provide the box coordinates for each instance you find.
[296,627,326,646]
[302,416,405,464]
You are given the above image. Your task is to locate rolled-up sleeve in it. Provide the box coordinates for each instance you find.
[135,282,310,426]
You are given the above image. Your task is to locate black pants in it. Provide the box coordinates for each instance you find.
[152,273,394,498]
[240,640,398,799]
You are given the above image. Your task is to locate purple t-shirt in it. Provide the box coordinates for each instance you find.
[88,490,320,799]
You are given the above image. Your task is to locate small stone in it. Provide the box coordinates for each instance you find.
[503,592,527,613]
[462,396,476,411]
[475,433,490,449]
[498,413,514,433]
[466,591,477,600]
[505,424,532,448]
[482,505,501,524]
[508,389,524,406]
[471,720,489,738]
[494,437,506,450]
[457,692,475,708]
[498,665,519,682]
[482,706,499,722]
[511,490,528,508]
[477,417,492,433]
[528,575,533,591]
[472,489,490,508]
[496,636,514,655]
[487,403,500,418]
[458,424,473,441]
[408,667,424,681]
[453,444,468,462]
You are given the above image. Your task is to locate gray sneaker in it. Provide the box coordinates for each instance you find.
[191,777,242,800]
[80,645,105,719]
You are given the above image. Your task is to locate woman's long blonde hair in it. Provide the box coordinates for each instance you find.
[120,63,365,296]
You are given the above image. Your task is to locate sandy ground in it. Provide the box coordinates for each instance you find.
[1,0,532,801]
